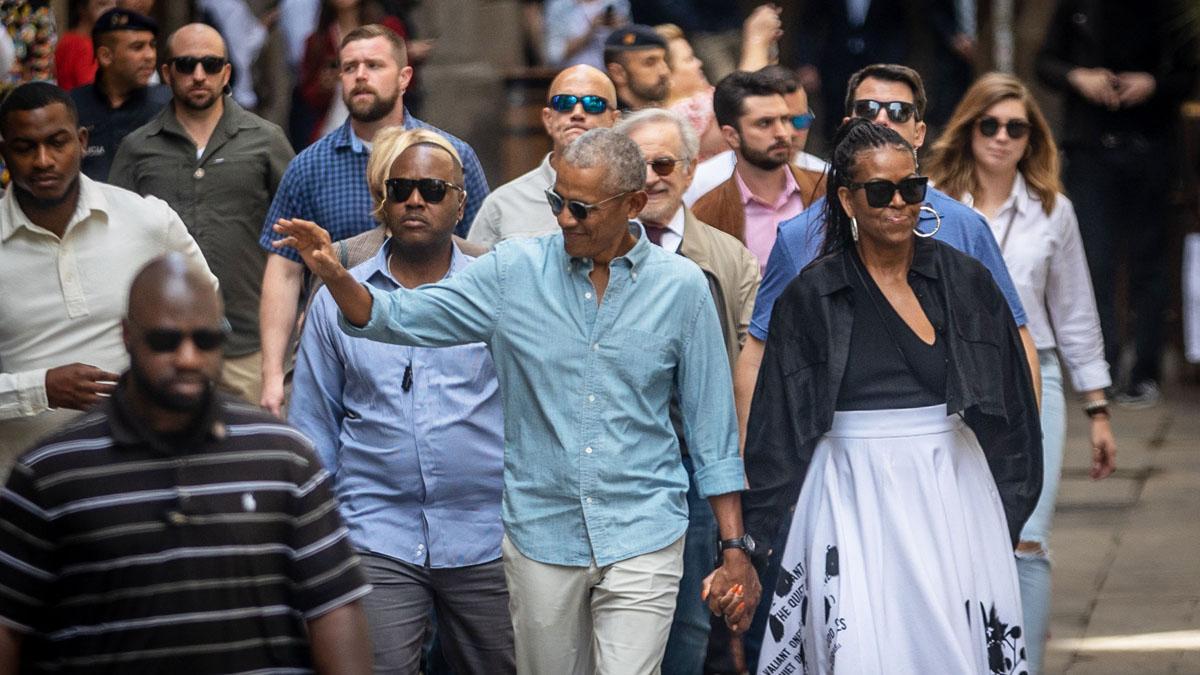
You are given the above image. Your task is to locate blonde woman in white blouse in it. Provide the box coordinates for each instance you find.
[927,72,1117,675]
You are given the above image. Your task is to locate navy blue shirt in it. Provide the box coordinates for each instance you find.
[71,79,171,182]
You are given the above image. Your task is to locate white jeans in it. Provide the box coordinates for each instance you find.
[502,534,685,675]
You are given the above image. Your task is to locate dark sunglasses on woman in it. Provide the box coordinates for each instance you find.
[548,94,610,114]
[851,99,917,124]
[141,328,226,353]
[847,176,929,208]
[544,188,630,221]
[170,56,228,75]
[386,178,464,204]
[977,116,1031,140]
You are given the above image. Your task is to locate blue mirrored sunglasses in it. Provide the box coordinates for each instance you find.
[791,112,816,130]
[549,94,610,114]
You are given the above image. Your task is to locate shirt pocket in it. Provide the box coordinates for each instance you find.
[955,314,1005,399]
[779,330,827,416]
[609,328,674,390]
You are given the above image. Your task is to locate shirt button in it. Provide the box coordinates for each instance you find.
[631,271,638,280]
[592,343,599,351]
[586,497,593,504]
[585,292,592,299]
[587,395,595,402]
[585,446,593,454]
[193,168,205,179]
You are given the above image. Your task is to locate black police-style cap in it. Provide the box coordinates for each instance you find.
[91,8,159,42]
[604,24,668,52]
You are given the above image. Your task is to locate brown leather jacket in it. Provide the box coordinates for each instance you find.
[691,164,826,244]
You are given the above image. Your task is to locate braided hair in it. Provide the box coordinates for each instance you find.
[820,118,916,256]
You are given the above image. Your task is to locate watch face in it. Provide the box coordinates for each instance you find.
[743,534,757,553]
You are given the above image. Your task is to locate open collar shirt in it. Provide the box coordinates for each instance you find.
[259,113,490,262]
[289,242,505,568]
[339,225,744,567]
[734,166,806,274]
[0,176,214,472]
[963,174,1110,392]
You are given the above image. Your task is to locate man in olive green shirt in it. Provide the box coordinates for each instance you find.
[110,23,294,404]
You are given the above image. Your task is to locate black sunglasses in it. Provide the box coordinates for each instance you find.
[142,328,226,353]
[851,99,917,124]
[549,94,610,114]
[647,157,686,177]
[846,176,929,208]
[170,55,228,75]
[545,188,630,220]
[977,116,1031,140]
[385,178,464,204]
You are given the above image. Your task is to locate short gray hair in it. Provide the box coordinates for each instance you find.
[613,108,700,165]
[560,128,645,194]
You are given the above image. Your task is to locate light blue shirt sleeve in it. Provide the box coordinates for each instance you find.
[290,290,346,476]
[749,226,801,342]
[339,250,503,346]
[676,287,745,498]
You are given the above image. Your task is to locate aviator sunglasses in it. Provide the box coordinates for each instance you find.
[170,55,228,75]
[549,94,610,114]
[141,328,226,353]
[846,176,929,208]
[386,178,464,204]
[977,116,1031,140]
[851,99,917,124]
[545,188,630,220]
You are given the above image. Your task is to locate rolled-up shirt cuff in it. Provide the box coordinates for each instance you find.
[2,368,50,418]
[693,455,746,498]
[1068,360,1112,394]
[336,283,390,338]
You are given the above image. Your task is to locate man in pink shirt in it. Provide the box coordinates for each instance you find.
[692,69,825,272]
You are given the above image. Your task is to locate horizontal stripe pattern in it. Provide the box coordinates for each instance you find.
[0,394,368,674]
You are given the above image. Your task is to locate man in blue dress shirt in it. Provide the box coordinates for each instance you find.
[274,128,759,674]
[288,128,513,673]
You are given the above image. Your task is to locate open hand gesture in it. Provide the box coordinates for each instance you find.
[271,218,345,283]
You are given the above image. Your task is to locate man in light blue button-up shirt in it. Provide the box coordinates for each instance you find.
[288,128,514,673]
[275,128,762,673]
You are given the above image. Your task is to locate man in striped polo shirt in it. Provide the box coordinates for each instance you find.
[0,255,373,674]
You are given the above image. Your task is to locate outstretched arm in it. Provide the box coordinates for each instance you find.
[271,218,373,327]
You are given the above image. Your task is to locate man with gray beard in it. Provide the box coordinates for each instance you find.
[110,23,295,406]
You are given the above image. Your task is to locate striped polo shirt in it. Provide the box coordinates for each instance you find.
[0,388,370,673]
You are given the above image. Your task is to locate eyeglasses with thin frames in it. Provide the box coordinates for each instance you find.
[545,188,631,220]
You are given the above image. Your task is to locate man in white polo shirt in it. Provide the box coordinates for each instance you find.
[0,82,213,474]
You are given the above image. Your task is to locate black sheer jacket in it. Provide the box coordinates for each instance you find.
[742,237,1042,551]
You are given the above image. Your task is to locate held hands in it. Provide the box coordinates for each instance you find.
[701,551,762,634]
[46,363,120,410]
[1067,68,1156,110]
[271,218,345,283]
[1115,72,1156,107]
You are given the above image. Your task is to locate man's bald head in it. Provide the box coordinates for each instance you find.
[127,254,222,324]
[167,23,227,59]
[543,65,620,153]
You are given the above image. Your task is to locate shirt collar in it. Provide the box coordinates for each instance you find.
[812,236,939,295]
[365,237,471,288]
[635,206,685,239]
[539,153,557,186]
[151,96,249,141]
[960,173,1032,220]
[339,108,415,153]
[567,221,650,272]
[734,164,801,209]
[109,378,228,454]
[1,174,111,242]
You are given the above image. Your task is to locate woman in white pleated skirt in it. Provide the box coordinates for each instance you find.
[742,118,1042,675]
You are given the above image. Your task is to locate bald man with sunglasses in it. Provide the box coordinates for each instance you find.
[466,64,619,248]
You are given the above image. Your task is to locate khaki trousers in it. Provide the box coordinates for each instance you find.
[219,350,263,406]
[502,534,684,675]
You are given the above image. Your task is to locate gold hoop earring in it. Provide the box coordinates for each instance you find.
[850,216,859,242]
[915,205,941,238]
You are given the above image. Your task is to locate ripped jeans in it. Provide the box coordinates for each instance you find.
[1017,350,1066,674]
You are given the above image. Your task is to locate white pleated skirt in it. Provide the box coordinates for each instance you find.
[757,405,1028,675]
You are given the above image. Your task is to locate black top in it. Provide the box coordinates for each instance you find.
[836,249,947,410]
[70,77,171,181]
[742,237,1042,550]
